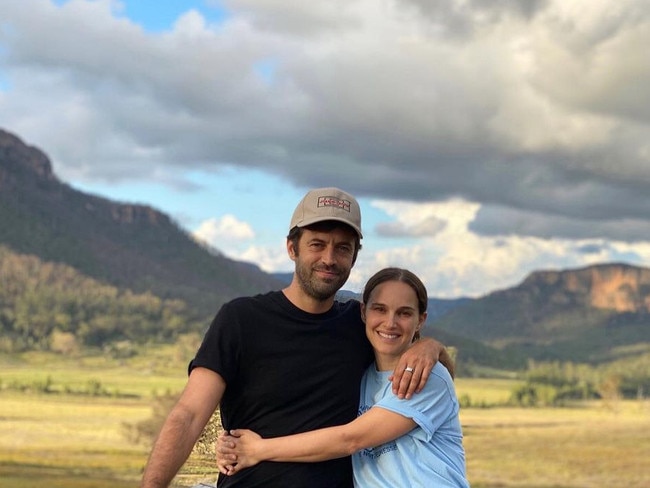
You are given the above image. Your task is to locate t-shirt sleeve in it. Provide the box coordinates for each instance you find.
[187,300,242,384]
[374,363,458,441]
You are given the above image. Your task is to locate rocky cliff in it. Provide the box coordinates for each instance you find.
[522,264,650,313]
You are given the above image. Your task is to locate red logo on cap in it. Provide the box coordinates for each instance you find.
[318,196,351,212]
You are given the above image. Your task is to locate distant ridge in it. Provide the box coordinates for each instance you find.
[431,263,650,363]
[520,263,650,313]
[0,128,283,320]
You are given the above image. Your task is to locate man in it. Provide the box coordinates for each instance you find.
[140,187,450,488]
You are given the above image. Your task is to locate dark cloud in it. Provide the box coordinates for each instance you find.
[577,243,605,255]
[471,204,650,242]
[1,0,649,243]
[403,0,550,38]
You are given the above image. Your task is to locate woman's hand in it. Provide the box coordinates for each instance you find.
[216,430,238,475]
[216,429,264,475]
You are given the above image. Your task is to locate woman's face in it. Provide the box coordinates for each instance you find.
[362,280,426,366]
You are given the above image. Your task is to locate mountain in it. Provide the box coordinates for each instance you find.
[0,129,284,321]
[272,271,294,285]
[1,128,648,368]
[427,297,474,321]
[431,263,650,364]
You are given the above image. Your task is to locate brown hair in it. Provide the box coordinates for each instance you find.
[287,221,362,264]
[362,267,428,341]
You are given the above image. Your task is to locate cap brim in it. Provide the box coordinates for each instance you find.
[296,216,363,239]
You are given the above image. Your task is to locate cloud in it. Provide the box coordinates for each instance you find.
[373,200,447,237]
[192,215,289,274]
[1,0,649,244]
[346,199,650,298]
[236,244,291,273]
[376,217,446,237]
[471,204,650,242]
[193,214,255,245]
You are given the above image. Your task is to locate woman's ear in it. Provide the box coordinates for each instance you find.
[360,302,366,323]
[416,311,427,331]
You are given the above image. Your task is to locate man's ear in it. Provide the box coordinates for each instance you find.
[287,239,297,261]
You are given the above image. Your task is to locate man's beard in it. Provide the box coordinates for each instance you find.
[295,262,350,301]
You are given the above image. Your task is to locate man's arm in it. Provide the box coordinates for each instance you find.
[141,367,226,488]
[390,337,453,399]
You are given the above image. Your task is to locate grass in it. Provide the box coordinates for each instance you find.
[0,349,189,487]
[461,401,650,487]
[1,351,649,487]
[0,392,151,487]
[455,376,521,405]
[2,346,188,396]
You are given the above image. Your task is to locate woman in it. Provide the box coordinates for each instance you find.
[218,267,469,487]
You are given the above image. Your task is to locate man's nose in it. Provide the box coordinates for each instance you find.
[320,246,336,265]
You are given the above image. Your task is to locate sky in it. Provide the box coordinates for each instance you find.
[1,0,650,298]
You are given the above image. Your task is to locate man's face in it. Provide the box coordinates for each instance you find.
[289,226,357,301]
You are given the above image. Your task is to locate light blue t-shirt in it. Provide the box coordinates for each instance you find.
[352,362,470,488]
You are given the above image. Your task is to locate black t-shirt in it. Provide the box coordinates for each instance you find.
[190,291,374,488]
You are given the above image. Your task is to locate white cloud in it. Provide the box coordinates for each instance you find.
[347,199,650,298]
[193,214,255,246]
[236,244,291,274]
[193,215,290,274]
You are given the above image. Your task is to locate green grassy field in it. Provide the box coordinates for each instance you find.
[1,352,648,487]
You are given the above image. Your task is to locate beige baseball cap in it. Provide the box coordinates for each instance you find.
[290,187,363,239]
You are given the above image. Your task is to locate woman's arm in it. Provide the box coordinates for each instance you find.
[217,406,416,475]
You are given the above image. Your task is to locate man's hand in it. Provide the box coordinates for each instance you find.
[390,338,451,399]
